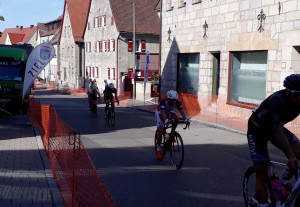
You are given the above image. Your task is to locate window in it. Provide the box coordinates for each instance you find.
[92,67,95,77]
[128,39,133,52]
[229,51,267,105]
[141,40,146,53]
[192,0,202,4]
[111,16,115,25]
[112,68,115,80]
[111,39,115,51]
[178,53,200,94]
[100,41,103,52]
[103,15,106,26]
[107,39,110,52]
[99,16,102,27]
[107,67,110,79]
[94,17,97,28]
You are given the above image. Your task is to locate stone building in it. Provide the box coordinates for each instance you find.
[160,0,300,117]
[84,0,160,99]
[59,0,91,90]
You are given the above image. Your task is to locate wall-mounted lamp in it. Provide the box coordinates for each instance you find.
[257,9,266,33]
[278,2,282,15]
[167,27,171,43]
[203,20,208,38]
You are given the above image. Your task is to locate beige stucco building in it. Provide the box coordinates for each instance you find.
[160,0,300,117]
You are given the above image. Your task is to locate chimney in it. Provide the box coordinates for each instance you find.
[30,25,34,28]
[20,26,23,29]
[16,25,19,28]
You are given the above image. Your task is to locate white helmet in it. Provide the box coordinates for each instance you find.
[108,83,114,88]
[166,90,178,99]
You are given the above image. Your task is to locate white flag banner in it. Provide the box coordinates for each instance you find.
[22,43,55,100]
[143,51,150,94]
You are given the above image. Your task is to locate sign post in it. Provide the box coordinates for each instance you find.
[143,51,150,104]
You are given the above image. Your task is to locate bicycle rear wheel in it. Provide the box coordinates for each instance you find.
[110,110,115,127]
[243,166,275,207]
[106,109,111,124]
[170,132,184,170]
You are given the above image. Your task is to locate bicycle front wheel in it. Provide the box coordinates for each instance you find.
[242,166,274,207]
[170,132,184,170]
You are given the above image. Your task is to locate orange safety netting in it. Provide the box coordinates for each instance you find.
[27,98,116,207]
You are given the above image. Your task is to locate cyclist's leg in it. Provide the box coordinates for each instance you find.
[155,110,164,147]
[247,118,270,206]
[283,128,300,160]
[169,112,179,131]
[105,99,109,113]
[110,97,115,112]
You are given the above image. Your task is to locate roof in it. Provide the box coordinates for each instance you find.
[0,26,37,44]
[62,0,91,43]
[37,17,62,37]
[8,33,25,44]
[109,0,160,35]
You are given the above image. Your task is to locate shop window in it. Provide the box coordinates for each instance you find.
[229,51,267,105]
[178,53,199,95]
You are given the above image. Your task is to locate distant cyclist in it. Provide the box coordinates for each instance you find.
[247,74,300,207]
[88,82,100,109]
[103,83,119,114]
[155,90,190,159]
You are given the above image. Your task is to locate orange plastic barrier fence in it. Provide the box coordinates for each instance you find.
[28,98,116,207]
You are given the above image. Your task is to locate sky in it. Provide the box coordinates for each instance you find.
[0,0,65,31]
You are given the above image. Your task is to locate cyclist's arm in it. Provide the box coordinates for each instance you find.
[159,109,168,122]
[178,108,188,120]
[272,124,296,161]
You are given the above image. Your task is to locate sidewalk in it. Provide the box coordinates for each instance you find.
[0,115,63,207]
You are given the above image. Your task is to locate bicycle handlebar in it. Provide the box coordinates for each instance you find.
[164,119,190,130]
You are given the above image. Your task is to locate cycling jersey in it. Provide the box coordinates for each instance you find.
[155,99,183,127]
[104,87,117,99]
[247,90,300,164]
[156,99,183,115]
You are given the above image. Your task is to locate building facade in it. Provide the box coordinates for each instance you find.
[161,0,300,117]
[59,0,90,90]
[84,0,160,99]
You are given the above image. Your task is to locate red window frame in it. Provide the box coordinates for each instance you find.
[141,40,146,52]
[107,67,110,79]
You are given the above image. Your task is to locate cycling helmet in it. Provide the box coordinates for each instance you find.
[283,74,300,90]
[166,90,178,100]
[109,83,114,88]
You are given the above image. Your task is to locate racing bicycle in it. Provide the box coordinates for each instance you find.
[105,100,118,127]
[243,161,300,207]
[154,119,190,170]
[90,98,99,119]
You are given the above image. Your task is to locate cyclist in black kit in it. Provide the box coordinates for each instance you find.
[103,83,119,114]
[247,74,300,207]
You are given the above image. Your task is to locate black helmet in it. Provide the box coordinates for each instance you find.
[283,74,300,90]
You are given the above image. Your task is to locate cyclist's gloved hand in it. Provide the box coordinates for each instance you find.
[164,119,170,125]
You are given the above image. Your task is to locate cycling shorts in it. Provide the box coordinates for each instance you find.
[247,115,299,165]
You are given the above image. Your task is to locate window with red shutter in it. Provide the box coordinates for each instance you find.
[112,39,115,51]
[92,67,95,77]
[112,68,115,80]
[95,42,97,52]
[96,67,99,77]
[99,16,102,27]
[107,67,110,80]
[104,41,107,52]
[86,67,89,76]
[111,16,114,25]
[100,41,102,52]
[89,67,91,76]
[89,42,91,52]
[103,15,106,26]
[141,40,146,52]
[128,40,133,52]
[107,39,110,52]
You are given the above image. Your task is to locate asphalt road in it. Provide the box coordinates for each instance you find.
[34,89,287,207]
